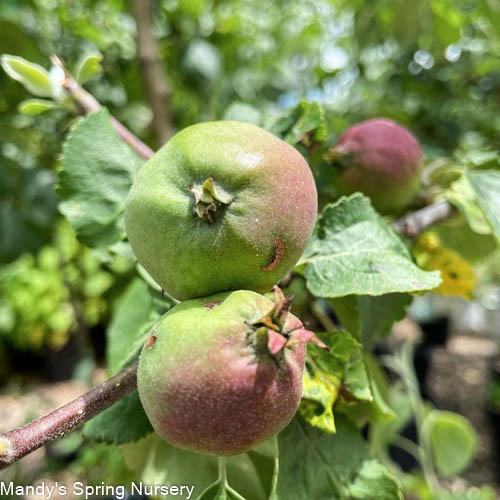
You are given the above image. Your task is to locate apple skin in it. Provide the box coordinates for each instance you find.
[331,118,423,214]
[124,121,317,300]
[137,289,306,456]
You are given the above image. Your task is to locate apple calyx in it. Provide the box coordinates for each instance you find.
[248,286,328,357]
[190,177,233,223]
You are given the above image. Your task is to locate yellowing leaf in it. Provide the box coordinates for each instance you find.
[414,233,475,299]
[299,367,339,434]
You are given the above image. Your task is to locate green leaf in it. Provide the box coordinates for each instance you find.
[106,275,178,375]
[328,296,361,338]
[121,434,271,500]
[197,480,227,500]
[344,350,372,401]
[349,459,404,499]
[106,278,154,375]
[300,194,441,297]
[429,1,461,47]
[431,487,497,500]
[58,109,143,249]
[1,54,53,97]
[331,293,412,348]
[267,100,327,149]
[422,410,478,477]
[447,175,492,235]
[83,390,153,445]
[18,98,57,115]
[197,479,246,500]
[435,219,497,263]
[309,330,362,378]
[246,439,278,499]
[274,416,402,499]
[122,433,214,496]
[227,442,276,500]
[364,355,396,420]
[370,387,413,453]
[466,169,500,242]
[338,354,396,427]
[178,0,207,17]
[76,53,103,85]
[354,294,412,347]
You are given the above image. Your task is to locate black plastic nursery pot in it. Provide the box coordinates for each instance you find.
[418,314,449,347]
[487,355,500,482]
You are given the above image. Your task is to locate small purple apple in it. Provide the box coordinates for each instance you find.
[329,118,423,214]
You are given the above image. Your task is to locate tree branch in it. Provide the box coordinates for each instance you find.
[51,56,154,160]
[0,361,138,470]
[132,0,173,146]
[394,200,456,238]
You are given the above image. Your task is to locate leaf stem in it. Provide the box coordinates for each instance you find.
[394,344,440,493]
[269,434,280,496]
[392,435,422,460]
[0,361,138,470]
[311,300,337,332]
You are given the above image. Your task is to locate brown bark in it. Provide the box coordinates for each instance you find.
[132,0,173,147]
[394,200,456,238]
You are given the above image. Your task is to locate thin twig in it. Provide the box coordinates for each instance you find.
[132,0,173,146]
[311,301,337,333]
[0,361,138,470]
[399,343,440,492]
[392,435,421,460]
[50,55,154,160]
[393,200,456,238]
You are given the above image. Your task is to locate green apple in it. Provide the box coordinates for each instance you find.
[125,121,317,300]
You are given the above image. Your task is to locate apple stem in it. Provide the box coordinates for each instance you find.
[218,456,227,485]
[270,435,280,495]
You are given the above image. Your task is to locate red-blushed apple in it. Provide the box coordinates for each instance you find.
[137,287,326,456]
[125,121,317,300]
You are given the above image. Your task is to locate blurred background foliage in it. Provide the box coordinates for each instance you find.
[2,0,500,357]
